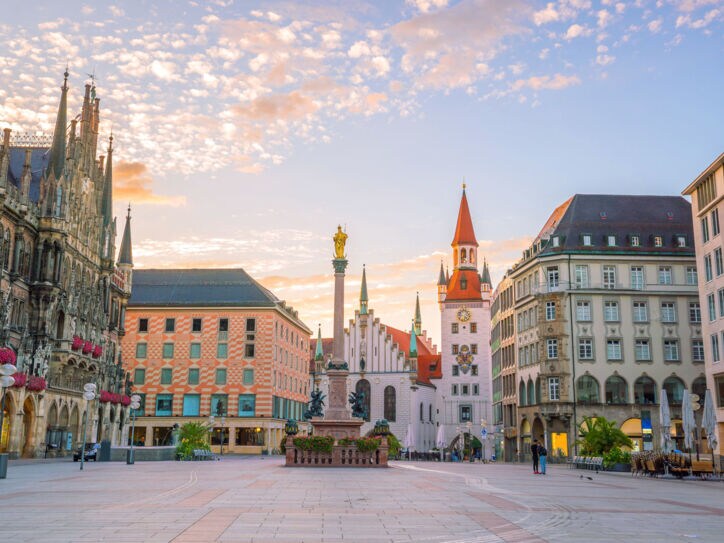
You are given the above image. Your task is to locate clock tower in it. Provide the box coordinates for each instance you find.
[437,185,493,452]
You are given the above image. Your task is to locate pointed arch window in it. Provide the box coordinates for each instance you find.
[384,386,396,422]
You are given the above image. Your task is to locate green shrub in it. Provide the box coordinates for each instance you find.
[355,437,381,453]
[176,422,210,460]
[293,435,334,453]
[386,433,401,457]
[577,416,633,456]
[603,447,632,469]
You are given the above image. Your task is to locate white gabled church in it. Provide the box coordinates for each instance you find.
[312,187,493,455]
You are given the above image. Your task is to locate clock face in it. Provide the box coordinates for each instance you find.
[457,308,471,322]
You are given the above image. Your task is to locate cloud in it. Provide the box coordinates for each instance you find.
[406,0,450,13]
[233,91,320,121]
[648,18,664,32]
[114,161,187,206]
[564,23,593,39]
[511,73,581,91]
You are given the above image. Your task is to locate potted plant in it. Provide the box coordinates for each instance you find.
[603,447,632,472]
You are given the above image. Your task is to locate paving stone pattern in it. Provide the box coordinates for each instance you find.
[1,457,722,542]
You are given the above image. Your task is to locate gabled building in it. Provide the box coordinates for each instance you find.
[491,271,516,461]
[1,71,132,458]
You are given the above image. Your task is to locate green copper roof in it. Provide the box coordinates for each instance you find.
[409,320,418,357]
[359,265,368,315]
[481,258,491,285]
[437,260,446,286]
[315,325,324,361]
[414,292,421,335]
[117,205,133,266]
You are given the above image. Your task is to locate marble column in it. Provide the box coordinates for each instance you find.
[332,258,347,363]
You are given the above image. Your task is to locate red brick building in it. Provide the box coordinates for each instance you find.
[122,269,312,454]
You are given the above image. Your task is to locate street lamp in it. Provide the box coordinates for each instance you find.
[466,421,473,462]
[480,418,488,463]
[80,383,97,471]
[127,394,141,465]
[0,362,18,479]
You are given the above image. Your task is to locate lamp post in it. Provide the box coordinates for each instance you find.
[80,383,97,471]
[480,418,488,463]
[466,421,473,462]
[0,362,18,479]
[209,414,215,451]
[127,394,141,465]
[455,425,461,462]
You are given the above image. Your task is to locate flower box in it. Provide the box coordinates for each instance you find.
[82,341,93,355]
[11,372,27,388]
[0,347,17,365]
[92,345,102,358]
[71,336,83,351]
[26,376,47,392]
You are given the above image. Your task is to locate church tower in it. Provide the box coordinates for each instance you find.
[436,185,493,449]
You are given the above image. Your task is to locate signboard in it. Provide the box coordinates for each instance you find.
[641,410,653,451]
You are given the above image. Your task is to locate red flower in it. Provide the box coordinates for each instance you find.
[82,341,93,355]
[71,336,83,351]
[11,372,27,388]
[99,390,113,403]
[92,345,103,358]
[121,395,131,406]
[0,347,17,365]
[26,376,47,392]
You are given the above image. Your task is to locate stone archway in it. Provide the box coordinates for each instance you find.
[531,417,545,444]
[1,391,16,453]
[21,396,36,457]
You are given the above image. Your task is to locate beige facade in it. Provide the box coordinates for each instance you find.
[491,272,516,461]
[510,195,705,460]
[682,152,724,463]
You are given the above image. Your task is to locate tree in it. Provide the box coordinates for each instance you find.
[176,422,211,460]
[577,416,633,456]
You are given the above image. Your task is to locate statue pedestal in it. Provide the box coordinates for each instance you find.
[311,418,364,440]
[325,368,350,420]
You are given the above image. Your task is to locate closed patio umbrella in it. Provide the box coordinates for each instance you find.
[702,390,718,474]
[682,389,696,476]
[403,423,415,460]
[435,424,446,461]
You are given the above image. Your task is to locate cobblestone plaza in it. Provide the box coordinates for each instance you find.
[1,458,722,542]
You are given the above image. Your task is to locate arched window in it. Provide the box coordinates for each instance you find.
[470,249,475,265]
[527,379,535,405]
[691,376,707,402]
[519,381,526,406]
[663,376,685,406]
[355,379,371,421]
[535,377,541,404]
[577,375,600,404]
[605,376,628,404]
[461,248,467,263]
[420,402,424,422]
[634,376,657,405]
[384,386,396,421]
[429,404,433,422]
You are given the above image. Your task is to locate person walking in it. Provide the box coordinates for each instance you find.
[531,439,539,474]
[538,442,547,475]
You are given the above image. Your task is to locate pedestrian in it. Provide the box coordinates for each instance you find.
[531,439,539,474]
[538,442,547,475]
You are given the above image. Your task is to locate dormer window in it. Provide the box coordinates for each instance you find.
[552,236,560,248]
[630,235,640,247]
[582,234,592,246]
[607,235,616,247]
[677,235,687,247]
[460,276,467,290]
[654,236,663,247]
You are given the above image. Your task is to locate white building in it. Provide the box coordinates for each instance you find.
[435,186,494,452]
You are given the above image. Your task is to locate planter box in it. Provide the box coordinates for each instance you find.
[607,462,631,472]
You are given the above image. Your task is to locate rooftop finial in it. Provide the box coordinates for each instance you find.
[63,64,69,89]
[127,203,131,218]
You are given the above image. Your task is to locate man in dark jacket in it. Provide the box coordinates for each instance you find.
[531,439,539,474]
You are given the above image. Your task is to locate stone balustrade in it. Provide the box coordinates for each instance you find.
[285,437,388,468]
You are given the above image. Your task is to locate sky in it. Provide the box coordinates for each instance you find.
[1,0,722,346]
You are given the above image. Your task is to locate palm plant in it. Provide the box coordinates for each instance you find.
[577,416,632,456]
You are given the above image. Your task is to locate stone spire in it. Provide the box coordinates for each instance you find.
[46,68,69,180]
[414,291,422,335]
[101,135,113,228]
[117,204,133,266]
[315,324,324,362]
[359,264,368,315]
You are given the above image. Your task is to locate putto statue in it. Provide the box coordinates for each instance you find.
[333,225,348,259]
[349,391,367,420]
[303,389,326,420]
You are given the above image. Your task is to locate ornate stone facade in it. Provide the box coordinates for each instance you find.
[0,71,132,458]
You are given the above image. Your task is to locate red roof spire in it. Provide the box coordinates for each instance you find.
[451,184,478,247]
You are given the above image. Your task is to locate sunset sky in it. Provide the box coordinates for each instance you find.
[1,0,722,344]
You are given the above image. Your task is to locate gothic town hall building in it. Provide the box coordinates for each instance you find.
[0,71,133,458]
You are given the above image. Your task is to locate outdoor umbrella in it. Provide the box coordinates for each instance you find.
[435,424,446,462]
[681,389,696,475]
[702,390,718,474]
[403,423,415,460]
[659,388,672,453]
